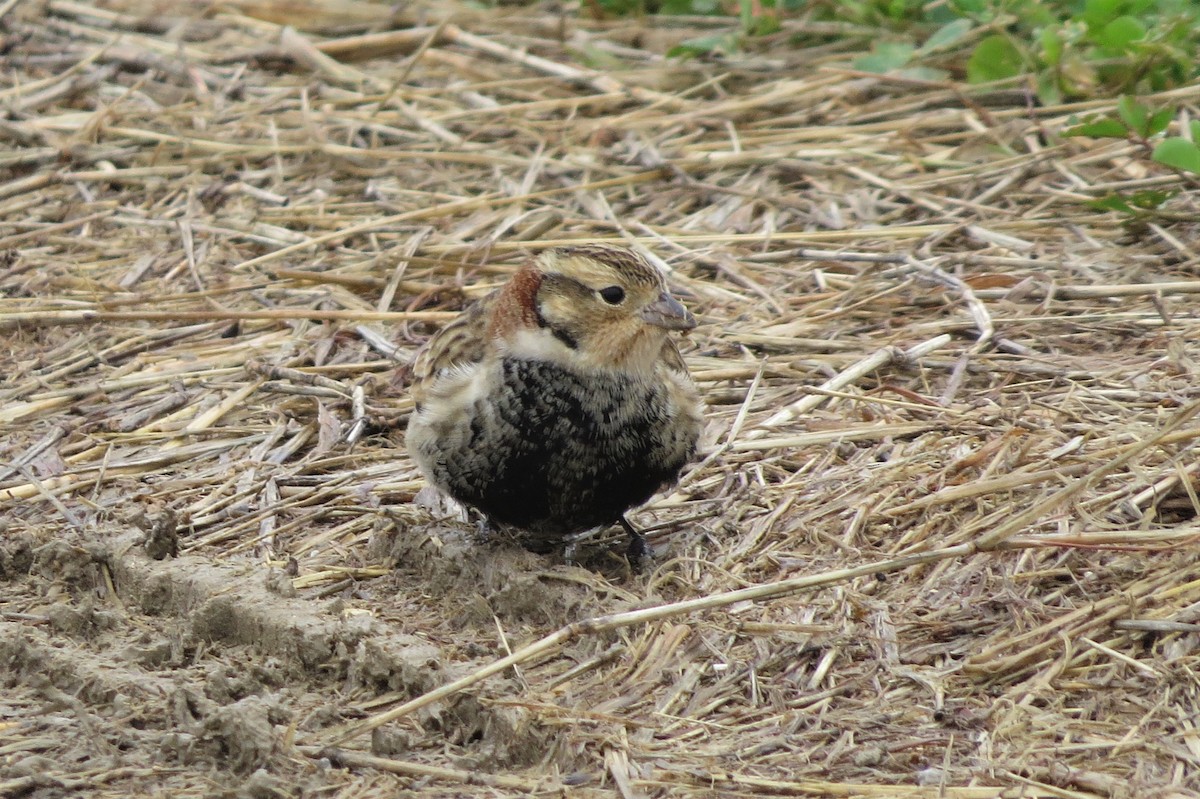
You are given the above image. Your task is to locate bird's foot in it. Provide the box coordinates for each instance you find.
[619,516,653,568]
[470,514,501,544]
[414,485,469,523]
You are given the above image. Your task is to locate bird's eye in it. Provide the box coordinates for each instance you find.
[598,286,626,305]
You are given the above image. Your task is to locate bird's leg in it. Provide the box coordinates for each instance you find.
[618,516,652,566]
[473,513,499,543]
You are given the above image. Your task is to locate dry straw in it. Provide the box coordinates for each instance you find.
[2,0,1200,796]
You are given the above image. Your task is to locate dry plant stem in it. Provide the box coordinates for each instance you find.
[994,771,1101,799]
[303,750,1047,798]
[0,438,265,502]
[1008,526,1200,548]
[901,255,994,351]
[661,774,1065,799]
[972,398,1200,550]
[679,360,765,486]
[0,426,67,483]
[326,542,975,745]
[741,248,909,264]
[278,25,373,89]
[0,309,455,328]
[746,333,953,435]
[972,279,1200,300]
[291,22,463,146]
[300,747,548,791]
[313,26,443,60]
[729,421,936,453]
[230,171,669,272]
[0,172,56,201]
[440,24,684,110]
[377,228,432,313]
[0,210,114,248]
[605,748,638,799]
[1115,620,1200,633]
[412,227,962,254]
[1127,460,1200,513]
[883,463,1095,517]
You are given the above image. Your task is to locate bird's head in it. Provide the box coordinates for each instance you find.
[492,245,695,374]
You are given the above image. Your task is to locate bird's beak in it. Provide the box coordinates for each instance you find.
[639,292,696,331]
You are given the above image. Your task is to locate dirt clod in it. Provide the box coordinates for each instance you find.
[200,696,284,774]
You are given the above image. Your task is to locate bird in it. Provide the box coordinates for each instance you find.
[406,244,702,557]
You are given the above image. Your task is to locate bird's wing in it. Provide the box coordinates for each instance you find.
[659,338,690,377]
[410,293,494,407]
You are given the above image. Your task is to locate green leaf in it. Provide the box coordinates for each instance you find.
[1040,26,1063,66]
[918,18,973,55]
[895,66,951,82]
[966,35,1024,83]
[852,41,915,73]
[1087,194,1136,213]
[1117,96,1147,134]
[1100,16,1146,49]
[667,33,740,58]
[749,14,781,35]
[1191,120,1200,142]
[884,0,920,21]
[1083,0,1123,28]
[1016,2,1053,28]
[739,0,753,32]
[925,3,959,24]
[1064,118,1128,138]
[574,44,627,70]
[949,0,988,16]
[1153,137,1200,174]
[1127,189,1173,209]
[662,0,721,11]
[1087,190,1172,214]
[1036,71,1062,106]
[1146,108,1173,137]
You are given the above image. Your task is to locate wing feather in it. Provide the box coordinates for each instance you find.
[410,293,494,407]
[659,338,689,376]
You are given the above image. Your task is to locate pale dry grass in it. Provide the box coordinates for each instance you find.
[3,1,1200,797]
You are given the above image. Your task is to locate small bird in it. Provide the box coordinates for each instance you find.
[406,244,702,556]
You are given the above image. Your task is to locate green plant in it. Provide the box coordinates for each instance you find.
[1065,95,1200,214]
[665,0,800,57]
[602,0,1200,105]
[844,0,1200,101]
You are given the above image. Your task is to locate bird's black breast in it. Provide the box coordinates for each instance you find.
[419,357,696,548]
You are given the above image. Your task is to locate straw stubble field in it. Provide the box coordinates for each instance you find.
[2,1,1200,796]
